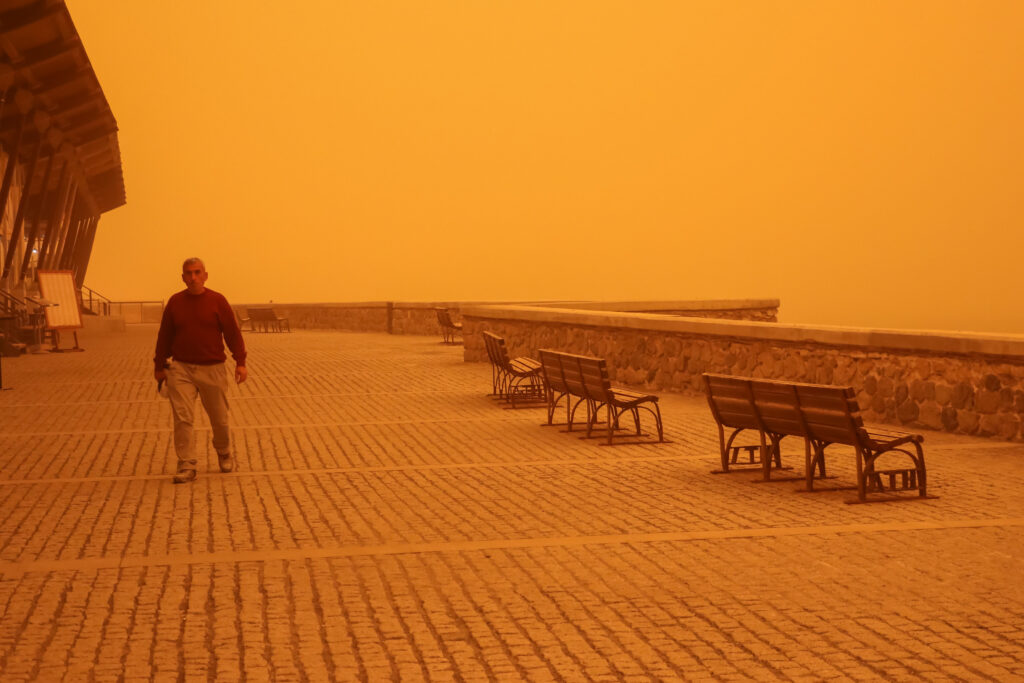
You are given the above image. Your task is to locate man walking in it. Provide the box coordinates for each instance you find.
[154,257,247,483]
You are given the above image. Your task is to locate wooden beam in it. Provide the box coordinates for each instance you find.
[0,88,35,136]
[0,63,13,91]
[68,214,86,282]
[15,37,82,73]
[0,110,25,236]
[74,215,98,288]
[60,214,83,271]
[47,175,77,268]
[61,120,116,145]
[59,110,115,138]
[33,153,69,273]
[0,3,64,39]
[29,67,95,100]
[17,144,57,280]
[44,89,104,121]
[1,131,43,279]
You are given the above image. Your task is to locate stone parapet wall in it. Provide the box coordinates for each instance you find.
[532,299,779,323]
[663,308,776,322]
[235,303,389,331]
[234,302,458,335]
[462,305,1024,441]
[233,299,774,335]
[390,303,463,336]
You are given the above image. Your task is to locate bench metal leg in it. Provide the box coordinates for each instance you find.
[852,441,931,503]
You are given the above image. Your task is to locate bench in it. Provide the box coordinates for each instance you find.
[482,332,543,406]
[235,309,252,332]
[702,373,794,477]
[538,349,588,430]
[248,307,290,333]
[703,373,930,503]
[435,308,462,344]
[540,349,664,445]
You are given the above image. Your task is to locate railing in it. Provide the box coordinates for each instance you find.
[80,285,111,316]
[106,300,163,324]
[0,288,25,317]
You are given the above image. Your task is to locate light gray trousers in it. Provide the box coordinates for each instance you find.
[166,362,231,464]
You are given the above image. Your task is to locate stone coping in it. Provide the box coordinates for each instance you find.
[461,304,1024,359]
[235,299,777,312]
[237,301,506,310]
[522,299,779,312]
[237,302,390,309]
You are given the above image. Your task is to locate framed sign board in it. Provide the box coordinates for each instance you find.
[36,270,83,329]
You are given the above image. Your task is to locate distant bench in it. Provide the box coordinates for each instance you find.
[539,349,664,445]
[482,331,543,407]
[435,308,462,344]
[702,373,930,503]
[248,308,291,333]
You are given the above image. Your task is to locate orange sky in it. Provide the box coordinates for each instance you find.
[67,1,1024,333]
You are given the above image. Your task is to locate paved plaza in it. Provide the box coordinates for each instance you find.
[1,325,1023,681]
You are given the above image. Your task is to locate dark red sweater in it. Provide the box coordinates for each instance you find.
[154,288,246,370]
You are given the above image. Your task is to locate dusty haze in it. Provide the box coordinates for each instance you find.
[69,1,1023,333]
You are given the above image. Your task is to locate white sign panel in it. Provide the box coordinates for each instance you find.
[37,270,83,329]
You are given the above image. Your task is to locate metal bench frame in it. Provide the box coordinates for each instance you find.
[248,307,290,333]
[538,349,590,430]
[541,349,664,445]
[482,332,543,407]
[703,373,931,503]
[435,308,462,344]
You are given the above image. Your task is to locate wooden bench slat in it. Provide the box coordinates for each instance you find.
[754,401,802,417]
[758,417,805,435]
[611,388,657,401]
[711,398,759,418]
[796,384,856,399]
[805,426,862,445]
[436,308,462,343]
[713,412,762,429]
[707,383,755,400]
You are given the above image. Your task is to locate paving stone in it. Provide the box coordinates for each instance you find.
[0,325,1022,680]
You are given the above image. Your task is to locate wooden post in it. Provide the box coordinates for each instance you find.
[73,216,99,287]
[60,215,82,271]
[33,156,70,271]
[68,215,88,283]
[43,176,76,269]
[0,112,25,236]
[18,147,59,280]
[1,131,44,280]
[0,90,32,230]
[59,212,85,270]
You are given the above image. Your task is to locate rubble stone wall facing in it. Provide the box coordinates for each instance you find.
[390,304,463,336]
[233,302,459,334]
[233,299,777,334]
[235,303,388,331]
[462,306,1024,441]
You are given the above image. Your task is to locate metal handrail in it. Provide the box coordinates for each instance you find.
[80,285,111,316]
[0,288,26,317]
[105,300,164,324]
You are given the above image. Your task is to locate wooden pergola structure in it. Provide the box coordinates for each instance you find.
[0,0,125,292]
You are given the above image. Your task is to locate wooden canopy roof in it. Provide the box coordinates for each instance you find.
[0,0,125,215]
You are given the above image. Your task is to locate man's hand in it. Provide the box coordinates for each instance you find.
[154,368,167,382]
[235,365,248,384]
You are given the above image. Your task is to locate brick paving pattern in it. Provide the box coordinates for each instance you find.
[1,325,1023,681]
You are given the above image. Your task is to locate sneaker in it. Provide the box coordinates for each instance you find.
[173,460,197,484]
[218,452,234,473]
